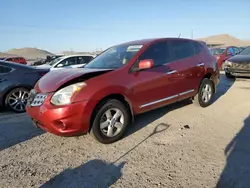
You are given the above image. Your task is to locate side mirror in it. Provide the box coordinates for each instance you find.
[138,59,154,71]
[57,63,63,67]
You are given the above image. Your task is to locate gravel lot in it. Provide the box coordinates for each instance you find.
[0,74,250,188]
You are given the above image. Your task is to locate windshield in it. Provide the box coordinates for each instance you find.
[84,44,143,69]
[239,47,250,55]
[210,48,226,55]
[48,57,63,65]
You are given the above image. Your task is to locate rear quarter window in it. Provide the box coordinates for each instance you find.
[0,65,12,74]
[192,41,204,54]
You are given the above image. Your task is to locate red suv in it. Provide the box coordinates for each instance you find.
[3,56,27,65]
[26,38,219,144]
[210,46,239,70]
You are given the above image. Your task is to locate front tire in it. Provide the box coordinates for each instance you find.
[4,87,30,113]
[90,99,131,144]
[193,79,214,108]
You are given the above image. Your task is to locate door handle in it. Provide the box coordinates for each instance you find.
[197,63,204,67]
[166,70,177,75]
[0,78,5,82]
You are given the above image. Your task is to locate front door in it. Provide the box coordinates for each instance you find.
[128,41,180,113]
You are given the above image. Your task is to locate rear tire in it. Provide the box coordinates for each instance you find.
[193,79,214,108]
[4,87,30,113]
[225,71,235,79]
[90,99,131,144]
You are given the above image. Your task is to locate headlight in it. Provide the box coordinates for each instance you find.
[51,82,86,105]
[224,61,232,67]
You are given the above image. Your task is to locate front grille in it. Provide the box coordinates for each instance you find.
[232,62,250,70]
[27,89,47,107]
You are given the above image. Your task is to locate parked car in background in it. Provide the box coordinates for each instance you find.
[0,60,49,112]
[31,55,63,66]
[210,46,240,70]
[35,54,95,70]
[238,46,247,53]
[0,56,27,65]
[224,46,250,78]
[26,38,219,144]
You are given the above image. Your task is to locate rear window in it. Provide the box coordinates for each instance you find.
[0,65,12,74]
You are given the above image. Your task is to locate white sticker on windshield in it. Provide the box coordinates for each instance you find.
[127,45,143,52]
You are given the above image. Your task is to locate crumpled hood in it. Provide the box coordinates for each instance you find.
[35,68,113,93]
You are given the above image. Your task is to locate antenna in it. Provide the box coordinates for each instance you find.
[178,34,181,38]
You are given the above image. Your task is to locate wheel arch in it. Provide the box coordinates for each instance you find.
[2,85,32,107]
[89,93,134,132]
[199,72,216,94]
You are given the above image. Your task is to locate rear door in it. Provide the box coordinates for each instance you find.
[167,39,204,98]
[128,41,180,113]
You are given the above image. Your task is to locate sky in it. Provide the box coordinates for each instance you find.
[0,0,249,53]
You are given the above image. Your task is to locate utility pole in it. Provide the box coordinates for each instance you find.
[191,30,194,39]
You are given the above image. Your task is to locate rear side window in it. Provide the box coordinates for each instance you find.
[169,40,194,61]
[0,65,12,74]
[138,41,171,66]
[192,41,204,54]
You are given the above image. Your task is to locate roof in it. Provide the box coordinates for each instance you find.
[62,54,95,58]
[114,37,197,46]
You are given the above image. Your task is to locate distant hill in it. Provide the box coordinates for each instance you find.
[6,48,55,60]
[0,52,14,58]
[197,34,250,47]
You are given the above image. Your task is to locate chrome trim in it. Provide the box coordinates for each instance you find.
[197,63,204,67]
[166,70,177,75]
[139,94,178,108]
[139,89,195,108]
[179,89,194,96]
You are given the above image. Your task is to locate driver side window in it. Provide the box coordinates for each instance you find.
[137,41,170,67]
[56,57,77,67]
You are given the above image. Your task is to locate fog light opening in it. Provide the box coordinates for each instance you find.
[54,120,67,130]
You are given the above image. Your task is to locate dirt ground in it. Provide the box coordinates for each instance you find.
[0,74,250,188]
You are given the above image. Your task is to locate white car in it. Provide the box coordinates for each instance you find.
[36,54,95,70]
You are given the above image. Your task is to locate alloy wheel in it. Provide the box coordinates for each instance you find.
[7,89,29,112]
[201,84,212,103]
[100,108,125,137]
